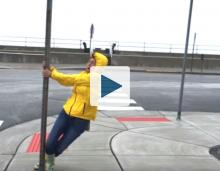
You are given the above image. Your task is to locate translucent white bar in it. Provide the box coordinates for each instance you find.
[106,93,128,98]
[0,120,4,127]
[98,106,144,111]
[99,98,136,104]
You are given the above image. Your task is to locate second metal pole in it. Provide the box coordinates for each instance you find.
[190,32,197,72]
[177,0,194,120]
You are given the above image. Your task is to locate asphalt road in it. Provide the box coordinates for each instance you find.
[131,72,220,112]
[0,69,220,130]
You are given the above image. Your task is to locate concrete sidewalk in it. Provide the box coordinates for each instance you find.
[1,110,220,171]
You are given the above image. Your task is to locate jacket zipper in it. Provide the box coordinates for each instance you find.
[82,103,86,115]
[69,93,77,115]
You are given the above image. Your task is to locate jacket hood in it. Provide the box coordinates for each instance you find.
[93,52,108,66]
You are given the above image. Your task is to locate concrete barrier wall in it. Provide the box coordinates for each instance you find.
[0,45,220,70]
[0,52,89,64]
[111,55,220,70]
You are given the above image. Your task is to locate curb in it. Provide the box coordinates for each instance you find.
[0,67,12,69]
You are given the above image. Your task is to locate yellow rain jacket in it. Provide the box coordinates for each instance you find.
[50,52,108,120]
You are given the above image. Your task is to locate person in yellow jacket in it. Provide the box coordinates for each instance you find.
[34,52,108,171]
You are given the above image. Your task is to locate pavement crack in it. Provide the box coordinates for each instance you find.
[109,131,125,171]
[126,128,210,148]
[99,111,129,131]
[184,120,220,142]
[93,123,126,131]
[4,135,30,171]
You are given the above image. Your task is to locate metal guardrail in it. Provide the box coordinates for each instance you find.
[0,36,220,55]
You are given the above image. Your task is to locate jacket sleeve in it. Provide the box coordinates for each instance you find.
[50,66,78,86]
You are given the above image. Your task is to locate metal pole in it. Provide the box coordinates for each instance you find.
[169,44,172,53]
[201,54,204,73]
[190,32,197,72]
[39,0,53,170]
[89,24,94,57]
[109,44,113,66]
[25,37,27,47]
[177,0,194,120]
[80,40,82,49]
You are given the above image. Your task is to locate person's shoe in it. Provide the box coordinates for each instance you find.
[34,154,55,171]
[34,163,39,170]
[45,154,55,171]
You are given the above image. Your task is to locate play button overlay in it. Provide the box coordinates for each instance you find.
[101,75,122,97]
[90,66,130,107]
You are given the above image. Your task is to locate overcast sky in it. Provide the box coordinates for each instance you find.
[0,0,220,49]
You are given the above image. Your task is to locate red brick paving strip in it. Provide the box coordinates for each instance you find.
[27,133,49,153]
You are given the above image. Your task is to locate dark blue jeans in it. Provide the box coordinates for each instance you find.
[46,109,89,157]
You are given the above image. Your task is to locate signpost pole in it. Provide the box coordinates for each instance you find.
[190,32,197,72]
[89,24,94,57]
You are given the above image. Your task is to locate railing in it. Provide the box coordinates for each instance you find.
[0,36,220,55]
